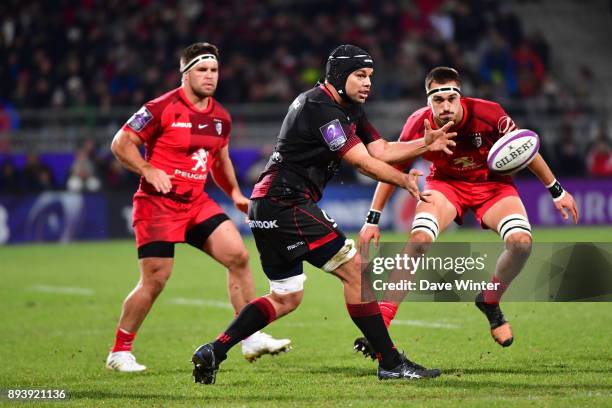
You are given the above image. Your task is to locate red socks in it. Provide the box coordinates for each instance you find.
[379,301,398,328]
[483,276,509,304]
[112,328,136,352]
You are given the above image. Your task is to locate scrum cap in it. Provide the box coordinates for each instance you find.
[325,45,373,102]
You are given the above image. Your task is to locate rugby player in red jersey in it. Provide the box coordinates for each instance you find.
[355,67,579,357]
[105,42,290,372]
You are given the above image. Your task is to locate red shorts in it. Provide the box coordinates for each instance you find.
[132,192,225,247]
[425,179,519,227]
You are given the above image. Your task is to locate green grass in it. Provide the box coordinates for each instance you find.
[1,227,612,407]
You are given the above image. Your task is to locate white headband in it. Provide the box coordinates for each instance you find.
[180,53,217,74]
[426,86,461,104]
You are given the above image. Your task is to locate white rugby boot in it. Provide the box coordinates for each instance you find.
[241,331,291,362]
[105,351,147,372]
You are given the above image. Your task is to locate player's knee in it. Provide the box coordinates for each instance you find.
[225,247,250,270]
[268,290,303,314]
[506,232,532,258]
[410,231,434,255]
[142,261,172,294]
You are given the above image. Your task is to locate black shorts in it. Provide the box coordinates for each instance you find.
[249,197,346,280]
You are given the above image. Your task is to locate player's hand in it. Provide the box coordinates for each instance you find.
[142,165,174,194]
[403,169,432,203]
[231,191,250,214]
[555,191,579,224]
[424,119,457,155]
[359,223,381,249]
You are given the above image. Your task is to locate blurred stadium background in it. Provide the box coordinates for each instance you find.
[1,0,611,243]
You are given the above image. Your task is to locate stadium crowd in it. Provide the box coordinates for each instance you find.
[2,0,558,107]
[1,0,611,192]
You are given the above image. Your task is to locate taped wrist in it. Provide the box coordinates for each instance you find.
[366,209,381,225]
[546,179,566,202]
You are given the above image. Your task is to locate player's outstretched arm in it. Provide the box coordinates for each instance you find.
[343,143,428,202]
[210,145,249,214]
[110,129,173,194]
[528,153,579,224]
[366,119,456,165]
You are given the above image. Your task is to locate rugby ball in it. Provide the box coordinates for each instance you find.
[487,129,540,175]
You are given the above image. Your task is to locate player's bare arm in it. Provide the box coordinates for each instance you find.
[366,121,456,165]
[528,153,579,223]
[342,143,428,202]
[358,181,398,248]
[110,129,173,194]
[210,144,249,214]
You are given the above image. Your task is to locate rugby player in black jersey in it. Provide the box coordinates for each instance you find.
[192,45,457,384]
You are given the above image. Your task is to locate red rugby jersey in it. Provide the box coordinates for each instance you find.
[122,87,231,202]
[400,97,517,183]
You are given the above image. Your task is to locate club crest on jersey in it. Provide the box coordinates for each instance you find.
[471,133,482,148]
[215,120,222,135]
[319,119,347,151]
[127,106,153,132]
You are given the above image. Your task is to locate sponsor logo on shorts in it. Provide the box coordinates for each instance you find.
[248,220,279,229]
[287,241,305,251]
[126,107,153,132]
[319,119,347,151]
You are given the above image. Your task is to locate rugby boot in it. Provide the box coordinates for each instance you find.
[475,291,514,347]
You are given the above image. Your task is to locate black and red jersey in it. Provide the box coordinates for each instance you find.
[251,85,380,202]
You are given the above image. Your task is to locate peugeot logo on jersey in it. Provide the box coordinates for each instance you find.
[191,148,208,172]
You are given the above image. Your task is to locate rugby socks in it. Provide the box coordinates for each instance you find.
[483,276,510,305]
[112,328,136,352]
[379,301,399,328]
[212,297,276,358]
[346,301,401,370]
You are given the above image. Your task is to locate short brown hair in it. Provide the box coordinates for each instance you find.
[425,67,461,91]
[180,42,220,67]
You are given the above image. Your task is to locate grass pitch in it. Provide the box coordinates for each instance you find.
[2,226,612,407]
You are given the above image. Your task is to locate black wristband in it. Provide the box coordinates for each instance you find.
[366,209,381,225]
[547,180,565,200]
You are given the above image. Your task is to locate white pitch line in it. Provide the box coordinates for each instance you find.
[169,297,233,310]
[29,285,94,296]
[392,319,460,329]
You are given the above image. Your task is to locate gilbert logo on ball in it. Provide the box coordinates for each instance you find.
[487,129,540,175]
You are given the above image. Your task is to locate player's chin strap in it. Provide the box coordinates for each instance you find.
[426,86,461,106]
[180,54,217,74]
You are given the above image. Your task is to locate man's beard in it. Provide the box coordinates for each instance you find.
[438,114,454,125]
[192,86,214,99]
